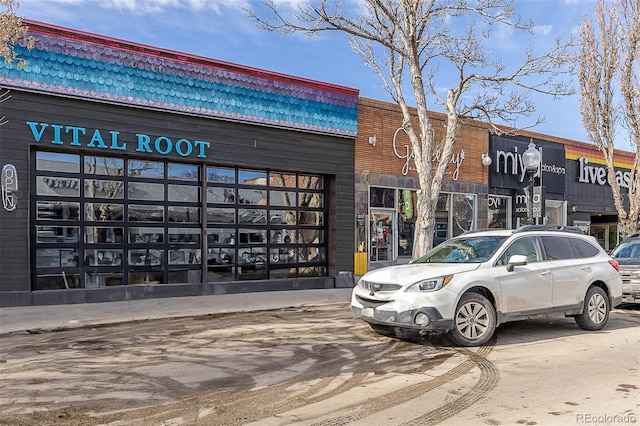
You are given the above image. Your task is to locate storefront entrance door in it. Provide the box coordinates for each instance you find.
[590,223,620,252]
[370,210,394,262]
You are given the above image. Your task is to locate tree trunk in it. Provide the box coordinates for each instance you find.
[412,190,435,258]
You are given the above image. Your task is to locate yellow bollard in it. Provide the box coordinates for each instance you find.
[354,252,367,275]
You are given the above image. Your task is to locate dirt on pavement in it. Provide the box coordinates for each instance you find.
[0,304,489,426]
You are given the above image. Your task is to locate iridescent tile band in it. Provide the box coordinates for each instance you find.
[0,21,359,138]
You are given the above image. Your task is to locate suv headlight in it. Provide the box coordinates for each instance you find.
[409,275,453,292]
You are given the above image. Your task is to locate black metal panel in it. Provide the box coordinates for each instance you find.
[0,90,355,301]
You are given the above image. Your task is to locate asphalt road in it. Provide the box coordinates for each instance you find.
[0,303,638,426]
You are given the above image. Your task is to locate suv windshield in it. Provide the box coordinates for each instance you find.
[414,236,507,264]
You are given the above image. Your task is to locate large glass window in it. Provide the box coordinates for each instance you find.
[488,195,512,229]
[32,152,328,289]
[370,187,477,261]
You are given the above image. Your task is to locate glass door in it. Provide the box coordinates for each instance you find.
[370,210,394,262]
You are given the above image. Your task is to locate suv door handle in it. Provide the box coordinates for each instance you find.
[540,270,551,275]
[581,266,592,271]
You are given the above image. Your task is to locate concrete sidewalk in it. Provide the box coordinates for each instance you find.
[0,288,354,334]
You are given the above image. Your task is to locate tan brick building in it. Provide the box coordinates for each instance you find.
[355,97,635,271]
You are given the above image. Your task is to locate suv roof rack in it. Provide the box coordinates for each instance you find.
[514,225,585,234]
[461,228,497,235]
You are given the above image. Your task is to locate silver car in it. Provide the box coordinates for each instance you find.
[610,235,640,304]
[351,226,623,347]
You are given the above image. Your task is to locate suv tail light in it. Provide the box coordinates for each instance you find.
[609,259,619,271]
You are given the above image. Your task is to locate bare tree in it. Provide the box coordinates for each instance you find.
[1,0,34,125]
[578,0,640,235]
[248,0,574,257]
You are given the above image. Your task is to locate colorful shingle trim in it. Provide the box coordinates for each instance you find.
[0,20,359,138]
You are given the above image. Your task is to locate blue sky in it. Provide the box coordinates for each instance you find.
[14,0,600,146]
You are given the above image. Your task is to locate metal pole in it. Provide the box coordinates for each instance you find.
[527,173,534,225]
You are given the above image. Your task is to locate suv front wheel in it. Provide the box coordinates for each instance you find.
[448,293,496,347]
[575,286,610,331]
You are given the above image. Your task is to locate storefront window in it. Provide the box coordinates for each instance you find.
[370,187,395,208]
[32,151,327,289]
[128,160,164,178]
[398,189,416,257]
[544,200,566,227]
[207,167,235,184]
[85,156,124,176]
[239,169,266,185]
[37,152,80,173]
[488,195,511,229]
[85,180,124,199]
[270,172,296,187]
[451,194,475,237]
[168,163,198,180]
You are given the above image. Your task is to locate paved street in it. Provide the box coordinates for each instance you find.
[0,294,638,426]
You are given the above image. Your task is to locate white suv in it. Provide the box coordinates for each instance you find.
[351,226,623,346]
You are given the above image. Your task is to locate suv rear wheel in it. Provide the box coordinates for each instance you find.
[575,286,610,330]
[448,293,496,347]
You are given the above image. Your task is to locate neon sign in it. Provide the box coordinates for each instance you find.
[2,164,18,211]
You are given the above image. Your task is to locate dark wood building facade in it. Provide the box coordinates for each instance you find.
[0,21,358,306]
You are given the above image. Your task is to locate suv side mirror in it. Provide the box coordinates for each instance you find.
[506,254,528,272]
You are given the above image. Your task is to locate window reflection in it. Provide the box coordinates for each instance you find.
[238,229,266,244]
[85,203,124,221]
[238,189,266,205]
[36,176,80,197]
[128,160,164,178]
[239,169,266,185]
[270,191,296,207]
[85,156,124,176]
[85,180,124,199]
[270,229,297,244]
[207,208,235,224]
[207,228,236,245]
[207,167,235,183]
[33,153,330,285]
[85,227,123,243]
[168,163,198,180]
[36,152,80,173]
[36,225,79,243]
[299,174,323,190]
[37,201,80,220]
[128,182,165,201]
[488,195,510,229]
[128,271,163,284]
[207,187,235,204]
[298,211,323,226]
[452,194,475,237]
[168,184,199,202]
[298,192,323,208]
[269,210,296,225]
[128,249,163,266]
[128,204,163,222]
[84,249,123,266]
[299,229,324,244]
[168,206,199,223]
[169,249,201,265]
[129,227,164,243]
[370,187,395,208]
[269,172,296,187]
[36,248,79,268]
[168,228,201,244]
[239,209,266,224]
